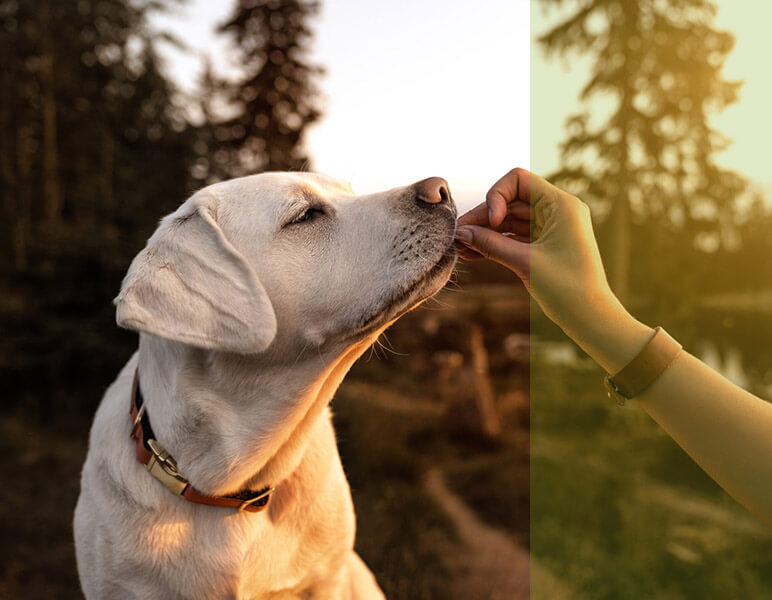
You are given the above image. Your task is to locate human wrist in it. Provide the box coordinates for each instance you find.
[558,292,654,375]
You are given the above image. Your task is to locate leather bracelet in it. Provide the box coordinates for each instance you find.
[603,326,682,406]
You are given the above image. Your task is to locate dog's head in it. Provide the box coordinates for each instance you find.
[115,172,457,356]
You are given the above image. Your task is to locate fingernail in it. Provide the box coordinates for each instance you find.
[455,227,472,243]
[488,208,494,224]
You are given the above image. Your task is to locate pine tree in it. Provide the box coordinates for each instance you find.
[192,59,229,184]
[212,0,322,176]
[537,0,746,302]
[0,0,198,408]
[0,0,194,265]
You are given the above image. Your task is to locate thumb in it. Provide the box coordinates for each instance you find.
[455,225,529,274]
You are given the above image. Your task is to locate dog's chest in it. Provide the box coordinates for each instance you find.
[129,493,355,599]
[237,500,356,598]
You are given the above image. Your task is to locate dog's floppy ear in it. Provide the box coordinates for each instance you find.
[114,195,277,354]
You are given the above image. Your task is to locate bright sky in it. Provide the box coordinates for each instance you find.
[710,1,772,188]
[531,1,772,193]
[153,1,770,210]
[152,0,528,213]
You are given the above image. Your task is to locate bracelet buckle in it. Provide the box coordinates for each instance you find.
[603,374,629,406]
[602,326,682,407]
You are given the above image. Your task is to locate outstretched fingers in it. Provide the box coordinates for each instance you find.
[455,168,556,266]
[455,225,529,276]
[457,201,491,228]
[458,199,530,230]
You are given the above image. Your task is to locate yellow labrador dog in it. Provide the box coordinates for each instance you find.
[74,172,457,599]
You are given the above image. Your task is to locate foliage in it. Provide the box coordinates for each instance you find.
[537,0,748,302]
[0,0,322,409]
[197,0,323,181]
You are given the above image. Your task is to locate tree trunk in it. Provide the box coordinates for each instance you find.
[0,100,16,214]
[14,125,33,271]
[603,2,639,306]
[40,5,64,223]
[469,325,501,438]
[100,127,115,210]
[606,192,631,304]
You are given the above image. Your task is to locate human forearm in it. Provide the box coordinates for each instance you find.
[569,302,772,526]
[458,168,772,526]
[638,350,772,526]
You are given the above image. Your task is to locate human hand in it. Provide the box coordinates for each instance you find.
[454,168,623,340]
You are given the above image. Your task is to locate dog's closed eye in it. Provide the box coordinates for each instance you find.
[292,207,324,224]
[285,206,325,227]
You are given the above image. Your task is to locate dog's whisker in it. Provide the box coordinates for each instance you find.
[430,295,452,308]
[365,341,382,361]
[375,333,408,357]
[292,341,311,366]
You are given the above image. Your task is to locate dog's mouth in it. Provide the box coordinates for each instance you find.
[345,241,457,342]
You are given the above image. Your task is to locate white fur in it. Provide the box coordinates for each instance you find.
[74,172,456,599]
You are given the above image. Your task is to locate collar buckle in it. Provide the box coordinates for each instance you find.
[130,368,273,513]
[146,438,189,496]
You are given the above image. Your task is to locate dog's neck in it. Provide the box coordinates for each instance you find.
[135,332,380,497]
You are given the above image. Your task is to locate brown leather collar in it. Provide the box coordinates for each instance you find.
[129,369,273,513]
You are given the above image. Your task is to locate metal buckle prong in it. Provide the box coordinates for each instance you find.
[238,487,275,512]
[130,404,146,439]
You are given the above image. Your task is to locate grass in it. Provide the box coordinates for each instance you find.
[528,358,772,600]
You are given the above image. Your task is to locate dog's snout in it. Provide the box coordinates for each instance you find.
[413,177,451,206]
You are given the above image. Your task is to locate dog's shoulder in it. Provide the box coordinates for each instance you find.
[81,351,158,512]
[88,351,138,452]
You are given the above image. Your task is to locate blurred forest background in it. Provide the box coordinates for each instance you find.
[1,0,772,598]
[0,1,529,598]
[530,0,772,598]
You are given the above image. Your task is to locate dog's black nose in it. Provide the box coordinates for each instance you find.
[413,177,451,206]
